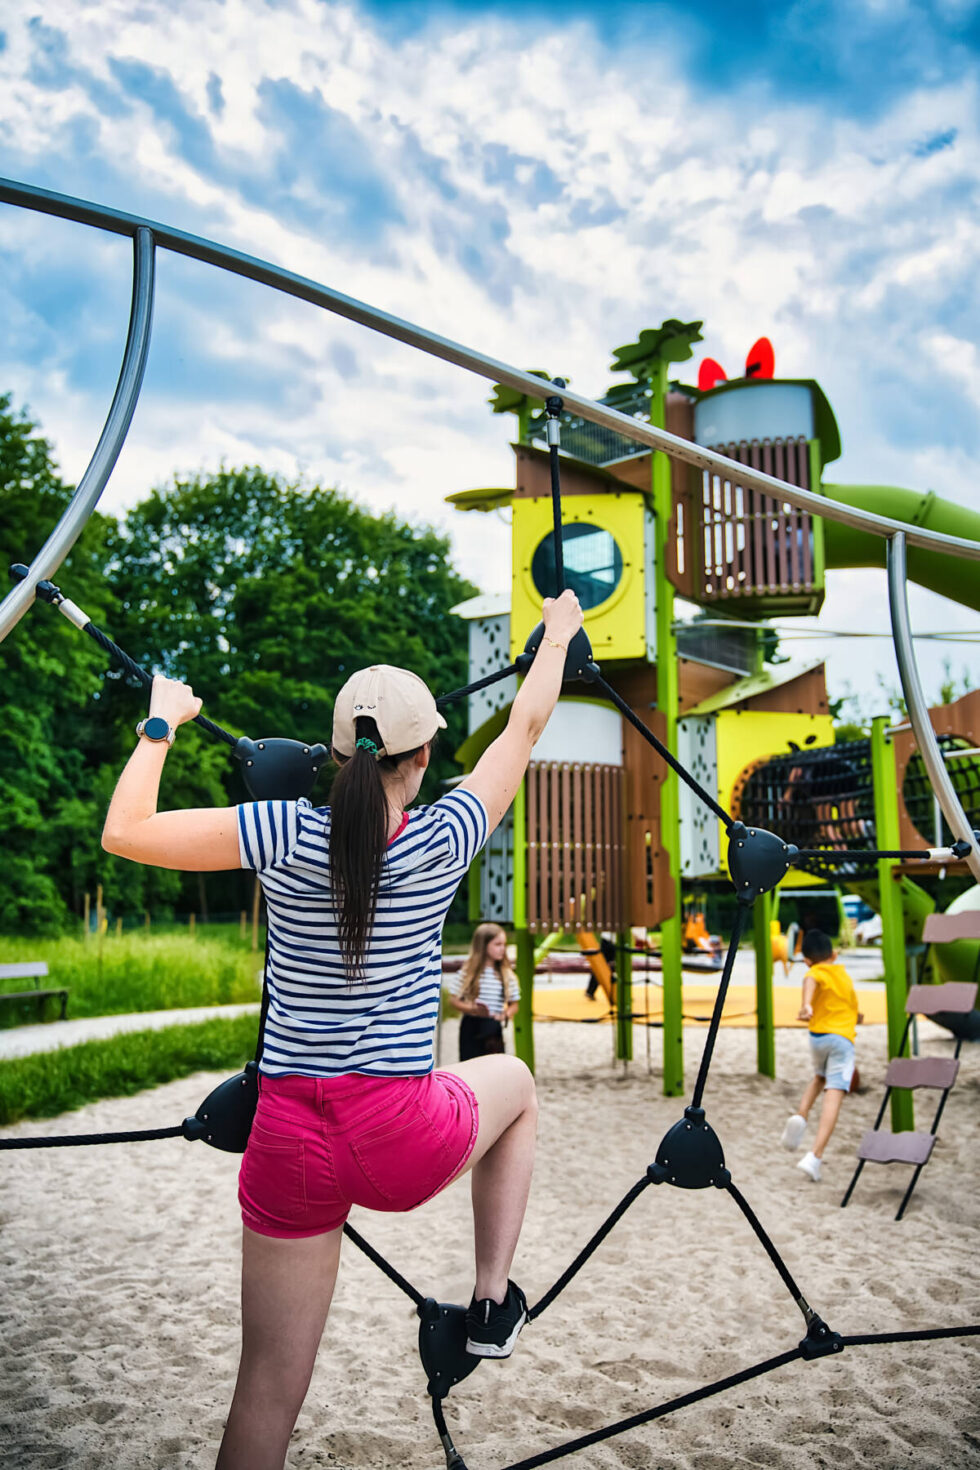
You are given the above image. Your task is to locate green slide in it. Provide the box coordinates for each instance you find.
[821,484,980,612]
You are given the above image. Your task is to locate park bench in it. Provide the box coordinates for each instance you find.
[0,961,69,1024]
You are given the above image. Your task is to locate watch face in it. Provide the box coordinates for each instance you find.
[144,716,171,741]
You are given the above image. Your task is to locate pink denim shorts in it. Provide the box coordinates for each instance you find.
[238,1070,480,1239]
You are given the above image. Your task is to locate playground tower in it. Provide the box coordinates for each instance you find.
[447,325,980,1098]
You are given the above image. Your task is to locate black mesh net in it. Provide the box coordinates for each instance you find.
[736,742,877,873]
[902,737,980,846]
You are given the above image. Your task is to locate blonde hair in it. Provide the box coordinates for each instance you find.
[459,922,517,1004]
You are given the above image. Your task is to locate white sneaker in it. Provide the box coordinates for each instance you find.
[781,1114,807,1151]
[797,1151,822,1182]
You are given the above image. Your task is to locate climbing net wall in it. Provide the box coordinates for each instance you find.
[1,178,979,1470]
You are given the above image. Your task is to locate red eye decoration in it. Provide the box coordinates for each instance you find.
[697,337,774,391]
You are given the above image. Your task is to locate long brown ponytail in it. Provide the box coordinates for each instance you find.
[329,716,422,981]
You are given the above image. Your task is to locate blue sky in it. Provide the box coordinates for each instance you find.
[0,0,978,709]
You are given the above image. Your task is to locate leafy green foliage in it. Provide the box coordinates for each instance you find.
[487,371,552,416]
[105,468,475,816]
[609,320,704,379]
[0,398,477,931]
[0,395,117,932]
[0,1012,258,1124]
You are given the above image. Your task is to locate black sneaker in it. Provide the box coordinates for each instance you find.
[465,1279,528,1359]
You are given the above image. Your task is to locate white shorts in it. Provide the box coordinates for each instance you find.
[809,1032,855,1092]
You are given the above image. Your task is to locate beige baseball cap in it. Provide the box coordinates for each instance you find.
[332,665,447,759]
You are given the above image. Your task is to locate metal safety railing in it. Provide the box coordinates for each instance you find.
[1,174,978,882]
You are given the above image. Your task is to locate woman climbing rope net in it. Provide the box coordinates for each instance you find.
[101,589,583,1470]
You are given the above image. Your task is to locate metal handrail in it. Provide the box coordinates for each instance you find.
[0,224,156,643]
[2,176,979,564]
[887,533,980,883]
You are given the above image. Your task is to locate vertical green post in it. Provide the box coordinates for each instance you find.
[871,716,913,1131]
[616,931,634,1062]
[511,778,535,1074]
[752,891,775,1078]
[650,360,684,1097]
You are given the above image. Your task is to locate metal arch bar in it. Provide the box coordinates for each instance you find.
[887,532,980,884]
[2,177,979,565]
[0,224,156,646]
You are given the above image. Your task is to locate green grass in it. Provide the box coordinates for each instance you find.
[0,1013,259,1125]
[0,929,263,1023]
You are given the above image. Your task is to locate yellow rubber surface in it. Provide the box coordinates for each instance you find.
[532,983,889,1028]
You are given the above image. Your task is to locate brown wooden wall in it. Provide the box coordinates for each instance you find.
[613,667,674,928]
[525,761,628,933]
[697,437,814,601]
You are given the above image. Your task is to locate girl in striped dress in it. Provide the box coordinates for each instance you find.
[101,588,583,1470]
[448,922,520,1060]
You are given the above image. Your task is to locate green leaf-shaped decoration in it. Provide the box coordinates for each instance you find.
[609,320,704,379]
[487,370,553,415]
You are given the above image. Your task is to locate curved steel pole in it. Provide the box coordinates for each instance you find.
[0,225,156,646]
[2,177,978,565]
[887,532,980,883]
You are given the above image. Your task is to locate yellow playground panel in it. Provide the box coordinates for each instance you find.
[509,489,653,662]
[532,983,889,1028]
[715,706,835,876]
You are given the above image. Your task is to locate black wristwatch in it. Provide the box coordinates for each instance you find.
[136,716,176,747]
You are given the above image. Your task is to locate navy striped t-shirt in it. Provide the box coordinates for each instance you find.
[238,788,489,1078]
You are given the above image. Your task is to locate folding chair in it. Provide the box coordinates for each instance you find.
[840,981,977,1220]
[921,911,980,1041]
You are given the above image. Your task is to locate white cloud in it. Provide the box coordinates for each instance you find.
[0,0,976,706]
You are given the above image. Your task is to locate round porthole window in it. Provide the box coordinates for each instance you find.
[531,524,624,610]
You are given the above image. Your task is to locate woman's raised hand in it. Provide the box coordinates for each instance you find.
[148,673,203,728]
[541,588,584,649]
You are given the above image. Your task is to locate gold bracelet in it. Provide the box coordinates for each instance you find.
[543,637,568,653]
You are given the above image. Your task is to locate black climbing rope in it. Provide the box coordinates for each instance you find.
[546,379,566,596]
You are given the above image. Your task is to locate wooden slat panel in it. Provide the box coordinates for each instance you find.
[582,764,594,931]
[574,766,582,928]
[613,767,623,930]
[773,441,787,591]
[749,441,764,595]
[549,763,561,932]
[692,434,819,604]
[561,763,572,925]
[594,765,606,926]
[784,441,800,589]
[761,441,776,590]
[735,444,749,598]
[603,765,615,931]
[528,764,539,933]
[797,439,813,586]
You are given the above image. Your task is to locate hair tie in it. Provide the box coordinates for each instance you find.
[355,736,380,756]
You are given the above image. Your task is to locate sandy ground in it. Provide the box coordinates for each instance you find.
[1,1017,979,1470]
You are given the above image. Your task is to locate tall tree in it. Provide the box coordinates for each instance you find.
[0,394,119,931]
[103,468,477,913]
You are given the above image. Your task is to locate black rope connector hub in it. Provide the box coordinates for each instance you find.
[417,1298,481,1400]
[648,1106,730,1190]
[181,1061,259,1153]
[799,1316,845,1361]
[516,623,600,685]
[233,736,327,802]
[727,821,798,898]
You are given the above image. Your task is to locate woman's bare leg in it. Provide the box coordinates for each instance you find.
[216,1225,343,1470]
[440,1054,537,1302]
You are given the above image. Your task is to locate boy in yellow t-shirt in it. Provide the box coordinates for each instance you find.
[780,929,862,1182]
